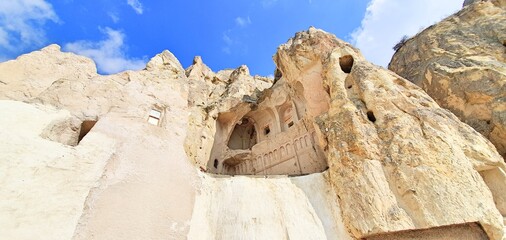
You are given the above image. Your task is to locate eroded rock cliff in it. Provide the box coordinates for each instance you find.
[0,26,505,240]
[275,27,505,239]
[389,1,506,159]
[0,44,97,101]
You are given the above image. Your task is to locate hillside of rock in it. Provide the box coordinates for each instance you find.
[275,27,505,239]
[389,1,506,159]
[0,26,505,240]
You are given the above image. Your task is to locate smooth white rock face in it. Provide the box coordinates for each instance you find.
[290,173,352,240]
[71,116,200,240]
[188,173,352,240]
[0,100,115,240]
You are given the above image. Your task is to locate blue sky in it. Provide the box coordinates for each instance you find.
[0,0,463,76]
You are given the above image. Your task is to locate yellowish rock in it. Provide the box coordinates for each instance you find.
[0,26,505,240]
[275,27,505,239]
[389,1,506,159]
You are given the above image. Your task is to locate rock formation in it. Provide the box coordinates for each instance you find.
[389,1,506,160]
[275,27,505,239]
[0,26,505,240]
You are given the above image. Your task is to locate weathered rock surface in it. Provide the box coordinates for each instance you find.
[184,56,272,169]
[389,1,506,159]
[0,47,199,240]
[0,101,114,240]
[0,44,97,101]
[275,27,506,239]
[0,26,505,240]
[188,173,351,240]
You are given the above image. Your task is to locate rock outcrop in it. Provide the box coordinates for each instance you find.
[275,27,505,239]
[0,44,97,101]
[0,26,505,240]
[183,56,273,169]
[0,44,199,240]
[389,1,506,159]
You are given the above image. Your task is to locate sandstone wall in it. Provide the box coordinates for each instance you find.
[0,43,338,240]
[0,48,201,239]
[275,27,506,239]
[0,26,505,240]
[389,1,506,159]
[188,173,351,240]
[0,101,114,239]
[0,45,97,101]
[207,78,328,176]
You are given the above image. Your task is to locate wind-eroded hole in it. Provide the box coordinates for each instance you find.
[339,55,354,73]
[367,111,376,123]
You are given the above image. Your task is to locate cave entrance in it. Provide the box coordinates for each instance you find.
[78,120,97,143]
[227,118,257,150]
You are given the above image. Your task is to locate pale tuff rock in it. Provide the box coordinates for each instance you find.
[275,27,506,239]
[39,113,81,146]
[188,173,351,240]
[0,100,115,240]
[0,26,505,240]
[0,46,198,240]
[0,44,97,101]
[146,49,184,74]
[183,56,272,168]
[389,1,506,159]
[185,56,216,82]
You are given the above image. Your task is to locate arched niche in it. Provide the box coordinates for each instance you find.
[278,100,298,131]
[248,107,279,142]
[227,118,258,150]
[292,82,307,118]
[206,79,329,176]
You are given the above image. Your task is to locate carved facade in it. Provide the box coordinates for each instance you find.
[208,80,328,175]
[2,24,506,240]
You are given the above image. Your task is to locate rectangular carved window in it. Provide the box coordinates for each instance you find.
[148,109,162,126]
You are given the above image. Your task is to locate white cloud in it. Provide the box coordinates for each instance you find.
[221,32,248,55]
[108,12,120,23]
[64,27,146,74]
[222,47,231,54]
[235,16,251,27]
[351,0,462,67]
[0,0,59,56]
[0,28,9,48]
[261,0,278,8]
[222,16,252,54]
[223,32,233,45]
[222,32,233,54]
[126,0,144,14]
